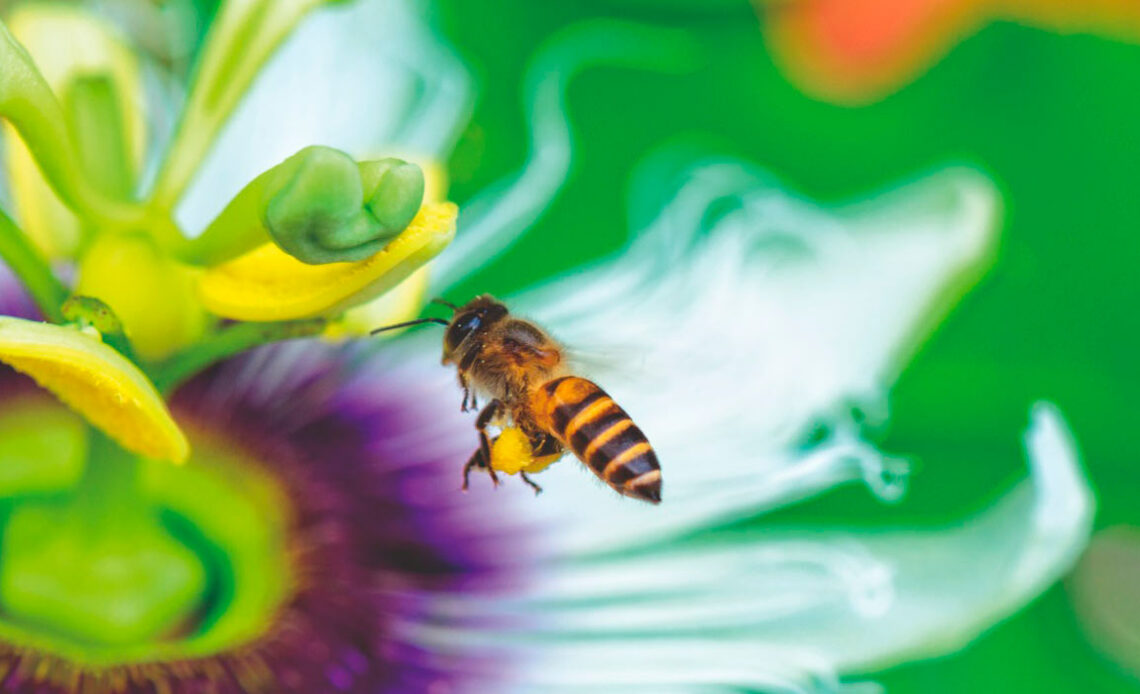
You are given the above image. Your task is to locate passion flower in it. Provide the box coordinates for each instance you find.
[0,0,1093,692]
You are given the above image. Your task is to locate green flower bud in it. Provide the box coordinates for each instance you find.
[263,147,425,264]
[176,145,425,268]
[262,146,361,262]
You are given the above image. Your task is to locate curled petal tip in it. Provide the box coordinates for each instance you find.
[363,157,426,237]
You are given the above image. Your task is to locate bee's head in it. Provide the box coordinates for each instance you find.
[441,295,508,363]
[369,295,507,361]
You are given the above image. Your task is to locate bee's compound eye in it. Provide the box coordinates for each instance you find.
[445,312,482,351]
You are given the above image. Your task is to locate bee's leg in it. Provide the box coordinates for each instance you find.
[476,401,503,487]
[478,435,500,488]
[462,400,503,490]
[530,432,563,458]
[462,448,491,490]
[458,373,471,412]
[457,345,482,413]
[460,386,481,413]
[517,431,558,496]
[462,450,476,490]
[519,471,543,496]
[476,401,502,486]
[461,443,500,490]
[475,399,502,433]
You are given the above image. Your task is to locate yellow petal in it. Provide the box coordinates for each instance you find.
[324,264,431,339]
[0,318,189,464]
[199,202,457,322]
[2,6,145,258]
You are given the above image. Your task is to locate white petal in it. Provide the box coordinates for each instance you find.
[824,402,1093,670]
[498,162,999,555]
[398,404,1090,693]
[379,160,1090,690]
[176,0,472,232]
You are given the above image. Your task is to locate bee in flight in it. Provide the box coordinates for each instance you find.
[372,295,662,504]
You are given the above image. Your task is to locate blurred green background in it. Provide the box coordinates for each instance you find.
[426,1,1140,692]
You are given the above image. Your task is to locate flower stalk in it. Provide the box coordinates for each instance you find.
[0,209,66,322]
[152,318,327,393]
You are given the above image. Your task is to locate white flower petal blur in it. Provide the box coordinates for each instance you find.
[400,404,1088,694]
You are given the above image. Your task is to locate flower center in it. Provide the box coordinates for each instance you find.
[0,390,291,666]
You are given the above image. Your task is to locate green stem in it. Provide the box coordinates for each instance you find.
[74,432,149,528]
[147,0,327,210]
[172,158,281,266]
[152,318,326,393]
[0,209,67,322]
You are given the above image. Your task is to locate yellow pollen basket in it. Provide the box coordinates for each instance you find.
[490,427,561,475]
[198,202,457,322]
[0,318,189,464]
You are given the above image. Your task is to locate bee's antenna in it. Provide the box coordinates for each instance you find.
[370,317,450,335]
[430,297,459,311]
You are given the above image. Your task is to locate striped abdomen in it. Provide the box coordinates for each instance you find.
[531,376,661,504]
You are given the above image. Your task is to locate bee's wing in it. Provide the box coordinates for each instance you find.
[560,343,652,385]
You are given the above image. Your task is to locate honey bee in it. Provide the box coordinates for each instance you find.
[373,295,662,504]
